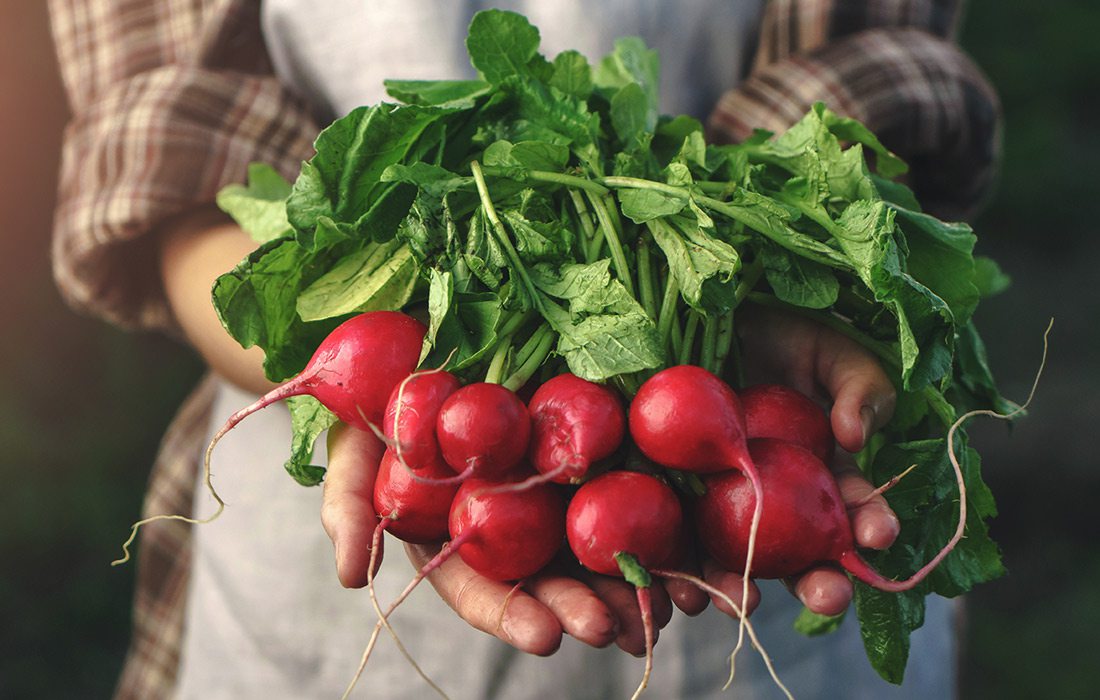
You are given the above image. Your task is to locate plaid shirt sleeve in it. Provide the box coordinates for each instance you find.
[708,0,1000,220]
[47,2,318,697]
[48,0,319,332]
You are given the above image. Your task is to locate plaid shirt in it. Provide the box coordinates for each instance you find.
[48,1,999,697]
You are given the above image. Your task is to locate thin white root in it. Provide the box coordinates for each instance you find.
[495,581,525,635]
[728,462,764,689]
[343,520,450,700]
[848,464,918,510]
[629,586,655,700]
[344,536,469,699]
[651,569,792,700]
[112,426,229,566]
[938,318,1053,569]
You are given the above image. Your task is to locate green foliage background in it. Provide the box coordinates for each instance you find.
[0,1,1095,697]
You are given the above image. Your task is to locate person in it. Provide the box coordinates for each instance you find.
[48,1,999,698]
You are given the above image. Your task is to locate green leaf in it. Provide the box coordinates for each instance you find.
[215,163,293,243]
[421,269,502,371]
[817,102,909,179]
[503,210,573,263]
[466,9,541,85]
[793,608,846,637]
[647,215,740,314]
[384,79,491,108]
[296,239,417,322]
[855,585,925,684]
[835,200,954,389]
[892,205,979,325]
[212,232,348,381]
[610,82,653,147]
[549,50,593,98]
[284,396,337,486]
[530,260,662,381]
[952,320,1017,415]
[287,104,450,237]
[617,188,687,224]
[973,256,1011,298]
[759,242,839,309]
[594,37,659,123]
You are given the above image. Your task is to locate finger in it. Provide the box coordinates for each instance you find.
[701,560,761,619]
[406,542,564,656]
[790,566,853,617]
[663,575,710,617]
[523,568,619,648]
[321,423,385,588]
[814,329,896,453]
[658,531,710,616]
[585,575,672,657]
[834,467,901,550]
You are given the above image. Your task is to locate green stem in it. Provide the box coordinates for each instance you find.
[657,273,681,361]
[484,335,512,385]
[636,237,658,322]
[734,257,765,308]
[568,189,600,263]
[613,373,642,399]
[587,192,635,297]
[497,309,533,339]
[600,175,692,199]
[714,310,735,377]
[470,161,543,310]
[503,326,556,392]
[670,318,684,362]
[527,169,610,197]
[700,314,719,375]
[679,312,700,365]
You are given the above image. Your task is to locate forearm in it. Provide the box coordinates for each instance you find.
[159,207,274,395]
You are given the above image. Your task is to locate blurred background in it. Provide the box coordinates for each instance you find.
[1,1,1095,697]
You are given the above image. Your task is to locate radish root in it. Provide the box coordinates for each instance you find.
[495,581,525,634]
[629,586,655,700]
[651,569,792,700]
[841,318,1052,591]
[729,458,764,688]
[344,519,453,700]
[848,464,918,510]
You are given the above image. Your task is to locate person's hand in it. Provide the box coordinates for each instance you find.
[321,423,736,656]
[731,305,900,615]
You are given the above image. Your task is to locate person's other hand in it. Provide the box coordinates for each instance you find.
[718,305,899,615]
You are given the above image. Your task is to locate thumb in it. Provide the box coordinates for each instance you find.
[321,422,385,588]
[814,329,896,453]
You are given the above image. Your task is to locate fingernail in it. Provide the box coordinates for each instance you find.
[860,406,876,445]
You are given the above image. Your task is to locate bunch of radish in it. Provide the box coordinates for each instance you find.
[143,308,972,699]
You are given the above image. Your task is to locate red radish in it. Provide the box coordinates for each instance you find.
[436,382,531,480]
[628,365,765,679]
[112,310,426,566]
[383,369,461,471]
[449,476,565,581]
[220,311,426,433]
[741,384,834,464]
[629,365,756,475]
[528,373,626,483]
[696,438,942,591]
[564,471,681,700]
[566,471,682,576]
[373,448,460,545]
